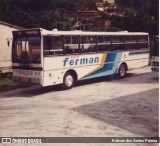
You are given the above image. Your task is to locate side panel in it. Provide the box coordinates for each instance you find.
[43,52,123,86]
[127,49,149,70]
[43,50,149,87]
[80,52,123,80]
[43,54,104,86]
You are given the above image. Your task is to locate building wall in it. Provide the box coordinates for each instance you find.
[103,0,115,4]
[0,24,19,70]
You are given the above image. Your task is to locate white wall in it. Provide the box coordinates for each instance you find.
[0,24,19,69]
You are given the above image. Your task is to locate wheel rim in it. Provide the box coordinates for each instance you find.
[120,67,126,77]
[65,75,73,87]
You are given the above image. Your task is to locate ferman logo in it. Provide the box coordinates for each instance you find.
[63,57,100,66]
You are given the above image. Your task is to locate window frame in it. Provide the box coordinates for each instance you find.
[43,34,149,56]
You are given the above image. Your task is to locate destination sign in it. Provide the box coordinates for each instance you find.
[13,29,41,38]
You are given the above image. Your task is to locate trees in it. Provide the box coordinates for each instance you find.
[0,0,76,30]
[114,0,158,35]
[0,0,158,35]
[0,0,85,30]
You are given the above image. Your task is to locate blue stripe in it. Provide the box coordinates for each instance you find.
[129,52,149,55]
[81,52,122,80]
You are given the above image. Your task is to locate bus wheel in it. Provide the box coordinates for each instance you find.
[118,64,127,78]
[62,72,75,89]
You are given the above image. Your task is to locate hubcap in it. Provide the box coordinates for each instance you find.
[65,75,73,87]
[120,67,126,77]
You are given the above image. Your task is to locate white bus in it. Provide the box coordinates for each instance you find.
[151,36,159,72]
[12,28,149,89]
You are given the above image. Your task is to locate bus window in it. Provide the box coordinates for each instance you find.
[97,36,111,52]
[44,36,63,56]
[16,41,22,60]
[14,37,41,63]
[138,35,148,49]
[64,36,79,54]
[138,35,148,42]
[53,36,63,49]
[80,36,97,53]
[112,36,124,51]
[44,36,51,51]
[125,35,138,50]
[152,36,159,56]
[97,36,104,52]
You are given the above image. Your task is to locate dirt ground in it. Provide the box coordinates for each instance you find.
[0,66,159,146]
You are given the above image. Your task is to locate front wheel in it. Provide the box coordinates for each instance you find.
[62,72,75,90]
[118,64,127,78]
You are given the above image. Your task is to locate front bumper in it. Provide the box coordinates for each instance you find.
[151,67,159,72]
[12,76,43,85]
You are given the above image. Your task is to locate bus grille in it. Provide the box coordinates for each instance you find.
[152,62,159,67]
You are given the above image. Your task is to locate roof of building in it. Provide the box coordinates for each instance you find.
[0,21,24,29]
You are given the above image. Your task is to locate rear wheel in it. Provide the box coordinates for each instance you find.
[118,64,127,78]
[62,72,75,89]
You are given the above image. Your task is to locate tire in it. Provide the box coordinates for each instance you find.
[118,64,127,78]
[62,72,75,90]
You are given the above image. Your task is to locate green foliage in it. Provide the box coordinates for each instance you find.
[86,1,97,10]
[0,76,31,93]
[0,0,158,35]
[114,0,159,35]
[0,0,85,30]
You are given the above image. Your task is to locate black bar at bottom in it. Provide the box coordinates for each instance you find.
[0,137,159,143]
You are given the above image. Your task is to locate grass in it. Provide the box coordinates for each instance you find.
[0,75,31,93]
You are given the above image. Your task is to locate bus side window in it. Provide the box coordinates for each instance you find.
[138,35,148,49]
[43,36,63,56]
[53,36,63,49]
[64,36,79,54]
[43,36,51,55]
[125,35,138,50]
[80,36,97,53]
[112,36,124,51]
[97,36,105,52]
[97,36,111,52]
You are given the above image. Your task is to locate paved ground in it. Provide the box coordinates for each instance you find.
[0,66,159,146]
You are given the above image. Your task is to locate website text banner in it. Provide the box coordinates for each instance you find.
[0,137,159,144]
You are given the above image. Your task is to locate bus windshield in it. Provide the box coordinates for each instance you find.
[13,37,41,64]
[152,36,159,56]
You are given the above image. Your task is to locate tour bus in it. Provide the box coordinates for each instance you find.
[12,28,149,89]
[151,36,159,72]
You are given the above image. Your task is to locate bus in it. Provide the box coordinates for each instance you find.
[12,28,149,89]
[151,36,159,72]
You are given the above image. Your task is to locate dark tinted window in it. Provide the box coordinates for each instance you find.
[138,35,148,49]
[97,36,111,52]
[125,36,138,50]
[43,36,63,56]
[112,36,124,51]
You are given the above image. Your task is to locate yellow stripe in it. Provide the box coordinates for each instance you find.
[129,49,149,53]
[80,53,107,79]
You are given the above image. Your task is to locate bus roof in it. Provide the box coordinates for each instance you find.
[13,28,149,36]
[43,29,148,36]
